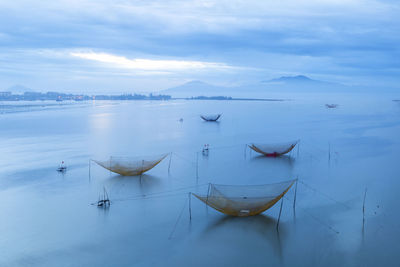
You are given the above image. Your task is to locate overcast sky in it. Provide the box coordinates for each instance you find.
[0,0,399,93]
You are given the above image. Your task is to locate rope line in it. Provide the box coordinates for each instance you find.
[298,179,352,210]
[168,197,189,240]
[109,183,209,203]
[283,195,340,234]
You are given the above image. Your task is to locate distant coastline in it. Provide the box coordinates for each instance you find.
[0,91,171,101]
[183,96,284,101]
[0,91,284,102]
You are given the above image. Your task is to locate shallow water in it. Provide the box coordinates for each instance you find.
[0,95,400,266]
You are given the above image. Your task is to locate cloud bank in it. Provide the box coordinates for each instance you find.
[0,0,399,92]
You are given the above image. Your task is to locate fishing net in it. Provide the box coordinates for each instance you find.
[249,140,298,156]
[200,114,221,121]
[193,180,295,216]
[93,154,168,176]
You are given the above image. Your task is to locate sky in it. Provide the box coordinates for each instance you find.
[0,0,399,93]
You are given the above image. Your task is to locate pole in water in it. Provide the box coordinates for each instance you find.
[109,156,112,177]
[244,144,247,159]
[88,159,91,181]
[277,198,284,232]
[363,187,367,229]
[206,183,211,204]
[168,153,172,173]
[196,152,199,180]
[188,192,192,220]
[140,159,144,179]
[328,142,331,163]
[293,178,298,212]
[205,183,211,212]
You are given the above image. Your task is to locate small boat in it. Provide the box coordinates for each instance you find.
[325,104,338,108]
[202,144,210,156]
[97,187,110,208]
[249,141,298,157]
[200,114,221,122]
[93,154,168,176]
[57,166,67,172]
[193,180,296,216]
[57,161,67,172]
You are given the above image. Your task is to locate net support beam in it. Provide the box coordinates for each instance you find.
[363,187,367,231]
[293,178,298,213]
[188,192,192,220]
[168,153,172,173]
[196,152,199,180]
[89,159,91,181]
[277,198,284,232]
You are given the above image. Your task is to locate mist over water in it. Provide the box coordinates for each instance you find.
[0,94,400,266]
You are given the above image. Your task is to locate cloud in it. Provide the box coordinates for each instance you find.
[0,0,399,91]
[69,51,233,71]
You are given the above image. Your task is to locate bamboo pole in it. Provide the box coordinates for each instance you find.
[140,160,144,179]
[205,183,211,212]
[109,156,112,177]
[188,192,192,220]
[363,187,367,228]
[206,183,211,204]
[328,142,331,163]
[196,152,199,180]
[277,198,284,231]
[168,153,172,173]
[293,178,298,212]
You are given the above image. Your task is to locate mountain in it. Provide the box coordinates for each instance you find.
[161,75,349,98]
[262,75,335,85]
[7,85,34,94]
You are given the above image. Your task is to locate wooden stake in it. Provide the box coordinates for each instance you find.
[168,153,172,173]
[277,198,284,231]
[363,187,367,228]
[196,152,199,180]
[293,178,298,211]
[188,192,192,220]
[109,156,112,177]
[88,159,91,180]
[140,160,144,179]
[206,183,211,204]
[206,183,211,212]
[328,142,331,163]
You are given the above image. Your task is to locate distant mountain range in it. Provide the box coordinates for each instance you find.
[162,75,345,97]
[264,75,323,84]
[4,75,368,98]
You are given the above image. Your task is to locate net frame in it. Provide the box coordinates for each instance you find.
[200,114,221,121]
[249,140,298,157]
[94,154,168,176]
[193,180,296,216]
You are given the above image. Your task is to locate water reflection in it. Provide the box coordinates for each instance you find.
[250,154,295,166]
[104,174,163,197]
[203,215,286,263]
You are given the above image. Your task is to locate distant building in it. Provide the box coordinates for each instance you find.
[0,91,11,97]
